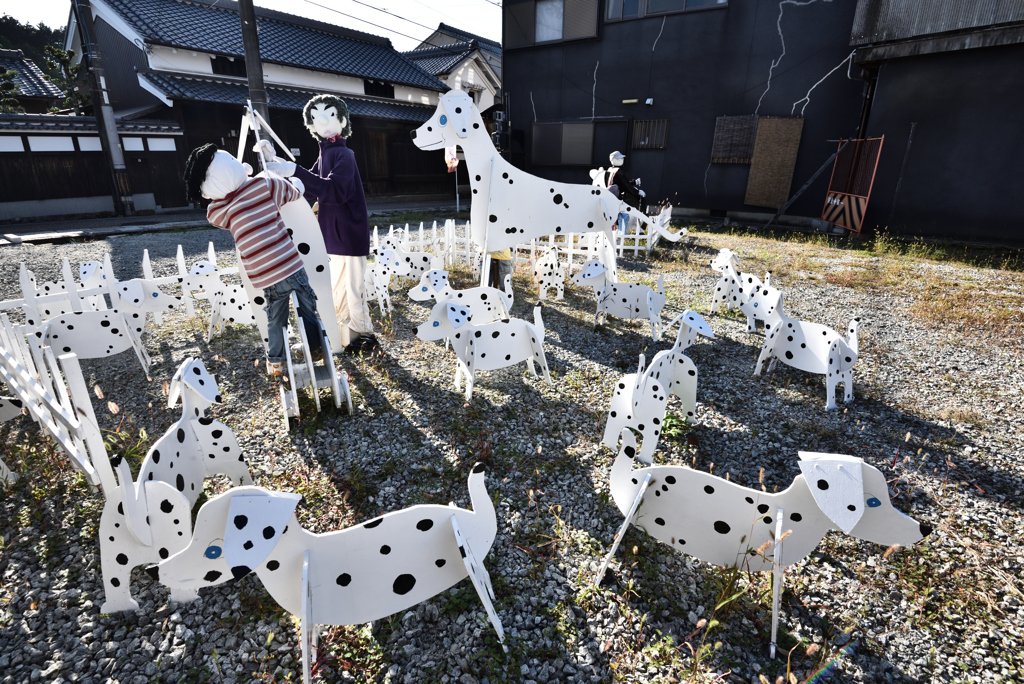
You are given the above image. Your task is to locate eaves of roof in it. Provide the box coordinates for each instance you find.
[138,70,437,123]
[435,23,502,57]
[0,113,183,134]
[99,0,447,92]
[403,42,476,77]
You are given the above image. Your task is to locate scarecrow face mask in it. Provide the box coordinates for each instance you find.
[311,103,346,140]
[200,150,250,200]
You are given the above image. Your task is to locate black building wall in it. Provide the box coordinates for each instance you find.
[504,0,866,219]
[860,43,1024,243]
[93,17,162,112]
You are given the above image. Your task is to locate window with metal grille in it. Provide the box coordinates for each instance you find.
[504,0,597,48]
[363,80,395,99]
[211,56,246,78]
[631,119,669,149]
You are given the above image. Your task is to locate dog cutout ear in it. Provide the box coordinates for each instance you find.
[798,452,864,534]
[223,492,301,579]
[183,357,220,405]
[443,92,473,139]
[828,337,857,374]
[167,357,192,408]
[118,281,146,309]
[430,255,444,270]
[678,310,715,340]
[190,261,217,276]
[446,303,471,328]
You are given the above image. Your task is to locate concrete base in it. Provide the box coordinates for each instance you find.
[0,193,158,221]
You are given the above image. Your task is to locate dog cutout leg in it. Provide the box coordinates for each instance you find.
[825,371,840,411]
[529,335,552,386]
[754,330,779,376]
[770,507,785,659]
[595,471,651,586]
[464,338,477,400]
[451,516,505,644]
[675,356,698,421]
[842,369,854,403]
[190,418,253,487]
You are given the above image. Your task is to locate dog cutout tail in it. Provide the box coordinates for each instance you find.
[501,273,515,312]
[631,204,682,243]
[846,317,860,355]
[532,304,546,344]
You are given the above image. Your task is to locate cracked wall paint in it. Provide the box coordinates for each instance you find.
[592,61,600,119]
[791,50,855,117]
[530,91,537,122]
[755,0,834,116]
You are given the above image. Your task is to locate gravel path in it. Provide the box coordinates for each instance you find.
[1,225,1022,684]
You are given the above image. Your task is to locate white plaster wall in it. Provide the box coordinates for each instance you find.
[263,64,365,94]
[148,45,214,74]
[394,87,440,106]
[447,61,495,111]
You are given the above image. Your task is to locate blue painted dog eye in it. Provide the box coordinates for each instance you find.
[433,321,440,327]
[204,545,222,559]
[866,497,881,508]
[753,303,758,308]
[152,292,159,298]
[421,287,428,292]
[439,115,448,125]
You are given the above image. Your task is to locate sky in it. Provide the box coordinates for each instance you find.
[1,0,502,51]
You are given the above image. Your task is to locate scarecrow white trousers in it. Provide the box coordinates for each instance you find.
[329,255,375,336]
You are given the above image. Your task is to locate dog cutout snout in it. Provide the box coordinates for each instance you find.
[920,522,933,537]
[410,129,416,140]
[145,566,159,581]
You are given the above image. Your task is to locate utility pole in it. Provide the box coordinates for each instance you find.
[238,0,270,121]
[71,0,133,216]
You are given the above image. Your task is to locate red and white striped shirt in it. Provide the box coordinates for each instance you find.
[207,177,304,290]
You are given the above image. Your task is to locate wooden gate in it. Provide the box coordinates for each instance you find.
[821,137,884,236]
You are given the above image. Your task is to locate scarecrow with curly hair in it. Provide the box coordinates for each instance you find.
[266,94,377,353]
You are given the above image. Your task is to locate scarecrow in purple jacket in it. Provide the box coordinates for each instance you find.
[267,94,377,353]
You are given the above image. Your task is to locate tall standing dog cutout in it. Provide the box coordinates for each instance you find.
[602,310,714,464]
[598,430,931,656]
[150,464,504,683]
[571,259,667,340]
[137,357,253,509]
[533,248,565,301]
[709,248,772,333]
[233,104,349,352]
[410,90,680,285]
[414,300,551,400]
[749,286,860,410]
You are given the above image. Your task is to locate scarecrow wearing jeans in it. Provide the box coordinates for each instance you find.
[266,95,377,354]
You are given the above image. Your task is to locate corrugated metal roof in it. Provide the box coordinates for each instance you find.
[100,0,447,91]
[0,49,64,100]
[0,113,182,133]
[139,70,436,122]
[403,41,477,76]
[852,0,1024,45]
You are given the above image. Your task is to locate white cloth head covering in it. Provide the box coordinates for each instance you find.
[200,150,250,200]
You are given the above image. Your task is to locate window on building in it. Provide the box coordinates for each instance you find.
[631,119,669,149]
[532,121,593,165]
[364,80,395,98]
[536,0,564,41]
[504,0,598,48]
[607,0,725,21]
[211,55,246,78]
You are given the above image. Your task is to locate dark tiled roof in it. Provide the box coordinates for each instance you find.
[0,113,182,134]
[435,23,502,57]
[0,49,64,100]
[403,41,477,77]
[102,0,447,91]
[139,71,436,123]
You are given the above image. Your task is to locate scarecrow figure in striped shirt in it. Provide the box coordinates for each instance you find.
[266,94,378,355]
[184,144,323,376]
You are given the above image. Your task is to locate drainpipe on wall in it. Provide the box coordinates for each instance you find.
[856,64,879,139]
[71,0,134,216]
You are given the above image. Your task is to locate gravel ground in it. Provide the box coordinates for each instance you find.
[1,224,1022,684]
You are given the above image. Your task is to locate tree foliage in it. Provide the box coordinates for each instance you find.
[0,68,24,113]
[44,45,89,115]
[0,16,64,78]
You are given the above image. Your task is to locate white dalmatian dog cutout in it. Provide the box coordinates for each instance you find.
[600,430,931,654]
[150,463,503,683]
[79,260,112,311]
[42,309,151,372]
[364,260,393,313]
[751,286,860,410]
[115,278,183,336]
[414,301,551,400]
[411,90,681,282]
[533,248,565,301]
[571,258,668,341]
[138,357,252,509]
[408,270,513,325]
[208,284,257,342]
[709,248,772,333]
[376,236,438,284]
[601,310,714,464]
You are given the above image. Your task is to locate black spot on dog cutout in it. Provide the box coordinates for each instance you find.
[254,296,265,305]
[757,504,770,514]
[393,574,416,595]
[380,545,391,555]
[665,476,676,485]
[704,485,715,494]
[203,571,223,582]
[152,450,160,464]
[552,194,563,204]
[267,560,280,571]
[159,547,170,559]
[435,559,446,567]
[243,540,254,550]
[160,499,174,513]
[234,515,249,530]
[764,517,772,525]
[336,573,352,587]
[790,512,802,522]
[817,479,829,491]
[263,526,275,539]
[847,504,857,511]
[364,519,383,529]
[116,553,129,566]
[417,519,434,531]
[110,577,121,587]
[175,474,185,491]
[655,517,666,526]
[714,521,731,534]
